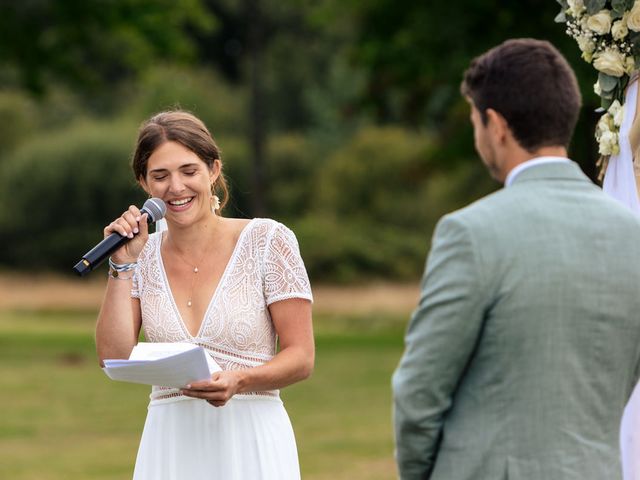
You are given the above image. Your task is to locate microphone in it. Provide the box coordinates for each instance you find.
[73,198,166,277]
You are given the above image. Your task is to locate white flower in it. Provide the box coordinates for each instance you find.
[599,130,619,155]
[608,100,624,127]
[626,55,636,74]
[597,113,613,135]
[628,0,640,31]
[593,48,627,77]
[614,107,624,128]
[577,35,596,55]
[594,80,602,95]
[568,0,586,17]
[596,113,620,155]
[587,10,612,35]
[612,19,629,40]
[558,1,639,160]
[577,35,596,62]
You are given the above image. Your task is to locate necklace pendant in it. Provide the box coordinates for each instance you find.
[194,267,199,273]
[187,300,192,307]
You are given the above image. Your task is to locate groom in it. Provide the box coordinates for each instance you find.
[392,38,640,480]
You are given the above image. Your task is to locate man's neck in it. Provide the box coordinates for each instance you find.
[500,145,568,183]
[525,145,568,160]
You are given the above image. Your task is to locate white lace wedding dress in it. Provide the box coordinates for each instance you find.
[130,218,313,480]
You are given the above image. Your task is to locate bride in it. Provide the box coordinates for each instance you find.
[95,110,314,479]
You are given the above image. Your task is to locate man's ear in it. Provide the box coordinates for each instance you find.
[485,108,509,143]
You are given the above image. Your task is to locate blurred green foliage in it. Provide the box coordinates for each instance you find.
[0,1,602,281]
[0,118,145,269]
[121,65,248,135]
[0,0,213,95]
[292,126,496,282]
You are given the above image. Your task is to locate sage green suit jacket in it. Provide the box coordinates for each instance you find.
[393,161,640,480]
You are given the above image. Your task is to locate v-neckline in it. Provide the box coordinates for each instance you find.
[157,218,256,339]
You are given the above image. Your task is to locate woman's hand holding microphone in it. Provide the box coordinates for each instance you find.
[104,205,150,265]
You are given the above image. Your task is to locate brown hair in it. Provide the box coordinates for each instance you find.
[132,110,229,212]
[461,38,582,151]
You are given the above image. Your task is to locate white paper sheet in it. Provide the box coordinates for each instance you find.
[102,342,221,388]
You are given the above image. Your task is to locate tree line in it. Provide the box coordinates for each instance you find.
[0,1,602,282]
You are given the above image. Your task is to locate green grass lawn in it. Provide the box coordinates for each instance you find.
[0,310,407,479]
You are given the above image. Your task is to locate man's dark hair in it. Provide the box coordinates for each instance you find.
[461,38,582,151]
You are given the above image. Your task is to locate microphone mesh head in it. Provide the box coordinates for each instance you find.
[142,198,167,222]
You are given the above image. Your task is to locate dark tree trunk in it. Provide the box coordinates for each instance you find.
[246,0,267,217]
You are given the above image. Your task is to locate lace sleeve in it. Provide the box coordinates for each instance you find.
[263,222,313,305]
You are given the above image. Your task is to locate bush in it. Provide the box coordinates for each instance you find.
[267,134,322,218]
[287,125,498,282]
[121,65,247,136]
[214,133,322,220]
[0,91,38,158]
[0,119,146,272]
[293,215,429,283]
[214,134,252,218]
[314,126,435,228]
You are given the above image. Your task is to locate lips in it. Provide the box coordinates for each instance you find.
[166,197,194,211]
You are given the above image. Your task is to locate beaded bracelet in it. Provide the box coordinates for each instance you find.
[108,257,137,280]
[108,257,137,272]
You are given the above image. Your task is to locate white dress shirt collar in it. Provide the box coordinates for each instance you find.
[504,156,571,187]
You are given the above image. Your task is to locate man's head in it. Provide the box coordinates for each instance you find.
[461,38,582,181]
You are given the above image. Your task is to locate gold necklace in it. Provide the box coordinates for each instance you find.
[169,240,213,308]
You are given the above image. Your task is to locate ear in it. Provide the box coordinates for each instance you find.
[485,108,509,143]
[209,159,221,183]
[138,176,151,196]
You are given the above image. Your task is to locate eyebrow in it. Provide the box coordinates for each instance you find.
[149,163,202,174]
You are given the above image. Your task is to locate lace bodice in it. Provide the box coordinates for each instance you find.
[131,218,313,403]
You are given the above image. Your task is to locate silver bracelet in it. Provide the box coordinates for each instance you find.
[108,257,137,272]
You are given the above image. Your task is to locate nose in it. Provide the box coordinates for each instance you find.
[168,173,186,194]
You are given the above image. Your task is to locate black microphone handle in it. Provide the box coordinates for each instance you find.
[73,212,155,277]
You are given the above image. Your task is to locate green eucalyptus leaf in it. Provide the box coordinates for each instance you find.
[601,96,614,110]
[556,0,569,8]
[619,75,630,92]
[600,89,615,99]
[555,10,567,22]
[599,73,620,92]
[612,78,630,105]
[585,0,607,14]
[611,8,624,19]
[612,0,628,12]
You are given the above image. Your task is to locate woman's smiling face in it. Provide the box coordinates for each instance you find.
[140,141,220,226]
